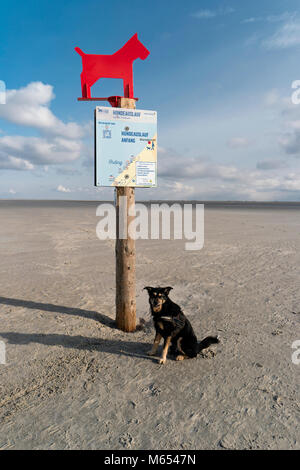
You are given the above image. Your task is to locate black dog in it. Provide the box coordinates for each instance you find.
[144,286,219,364]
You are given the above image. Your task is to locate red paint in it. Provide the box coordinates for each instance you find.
[75,33,149,99]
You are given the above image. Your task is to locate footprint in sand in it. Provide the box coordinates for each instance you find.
[119,433,134,448]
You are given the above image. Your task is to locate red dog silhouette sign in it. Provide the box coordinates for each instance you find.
[75,33,150,99]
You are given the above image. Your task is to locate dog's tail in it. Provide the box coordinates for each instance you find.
[197,336,219,353]
[75,47,85,57]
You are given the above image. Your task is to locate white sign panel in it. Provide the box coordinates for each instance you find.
[136,161,156,185]
[95,106,157,187]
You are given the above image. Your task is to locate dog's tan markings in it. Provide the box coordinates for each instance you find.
[176,338,187,361]
[157,321,164,330]
[159,336,171,365]
[147,333,162,356]
[152,296,165,313]
[176,355,187,361]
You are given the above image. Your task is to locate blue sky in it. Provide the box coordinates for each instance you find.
[1,0,300,200]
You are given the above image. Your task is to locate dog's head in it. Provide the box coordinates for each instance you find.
[144,286,173,314]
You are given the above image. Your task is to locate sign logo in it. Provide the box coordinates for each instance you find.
[146,140,155,150]
[103,129,111,139]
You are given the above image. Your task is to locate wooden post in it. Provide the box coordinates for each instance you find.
[115,97,136,332]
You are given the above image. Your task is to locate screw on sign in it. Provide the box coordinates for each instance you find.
[75,34,152,332]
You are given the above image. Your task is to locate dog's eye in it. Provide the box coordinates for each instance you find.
[158,294,162,297]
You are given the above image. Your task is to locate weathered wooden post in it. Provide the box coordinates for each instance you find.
[76,35,154,333]
[115,97,137,332]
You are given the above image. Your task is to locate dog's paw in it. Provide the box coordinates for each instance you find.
[176,355,185,361]
[158,358,166,365]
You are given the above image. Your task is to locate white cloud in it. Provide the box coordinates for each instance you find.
[244,12,300,50]
[159,150,240,181]
[0,82,88,170]
[154,146,300,201]
[192,10,216,19]
[270,92,300,157]
[264,89,281,106]
[0,80,5,104]
[279,131,300,155]
[242,17,263,24]
[227,137,251,149]
[0,154,34,170]
[256,159,288,170]
[256,88,300,159]
[0,82,84,138]
[242,12,295,25]
[192,7,234,20]
[57,185,71,193]
[0,135,83,165]
[263,19,300,49]
[266,12,296,23]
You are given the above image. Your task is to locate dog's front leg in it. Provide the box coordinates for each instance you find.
[147,333,162,356]
[159,336,171,365]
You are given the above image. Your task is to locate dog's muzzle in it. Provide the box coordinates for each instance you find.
[152,305,162,312]
[151,299,163,312]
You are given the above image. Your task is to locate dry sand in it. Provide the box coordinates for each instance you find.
[0,200,299,450]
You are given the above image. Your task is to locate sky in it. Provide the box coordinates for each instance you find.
[1,0,300,201]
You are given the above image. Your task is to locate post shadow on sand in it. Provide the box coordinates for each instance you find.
[0,296,115,328]
[0,331,155,361]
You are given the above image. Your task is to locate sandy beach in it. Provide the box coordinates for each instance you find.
[0,200,299,450]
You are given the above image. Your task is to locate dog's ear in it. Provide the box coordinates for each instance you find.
[143,286,153,293]
[163,287,173,295]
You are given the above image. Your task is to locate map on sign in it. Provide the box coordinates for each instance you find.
[94,106,157,187]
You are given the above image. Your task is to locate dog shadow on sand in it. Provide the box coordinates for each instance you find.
[0,296,157,362]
